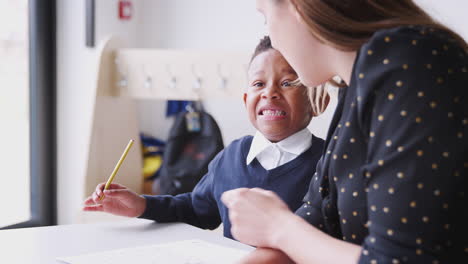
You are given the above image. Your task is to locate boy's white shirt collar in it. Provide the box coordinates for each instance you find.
[246,128,313,169]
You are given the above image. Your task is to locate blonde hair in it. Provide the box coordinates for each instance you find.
[290,77,330,116]
[290,0,467,51]
[308,85,330,116]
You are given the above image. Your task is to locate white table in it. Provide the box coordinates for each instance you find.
[0,218,253,264]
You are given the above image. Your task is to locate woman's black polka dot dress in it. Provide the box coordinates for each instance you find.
[296,26,467,263]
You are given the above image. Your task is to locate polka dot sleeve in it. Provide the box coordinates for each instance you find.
[354,27,467,263]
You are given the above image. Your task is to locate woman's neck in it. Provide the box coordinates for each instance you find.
[326,46,357,85]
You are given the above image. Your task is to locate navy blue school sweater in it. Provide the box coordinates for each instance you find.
[139,135,324,239]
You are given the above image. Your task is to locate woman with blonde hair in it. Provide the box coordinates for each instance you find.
[222,0,467,263]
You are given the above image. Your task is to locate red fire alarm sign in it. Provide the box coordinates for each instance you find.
[119,0,132,20]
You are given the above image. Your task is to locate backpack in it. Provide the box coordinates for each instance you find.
[156,108,224,195]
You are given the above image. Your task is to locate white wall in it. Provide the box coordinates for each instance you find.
[56,0,144,225]
[138,0,265,50]
[415,0,468,39]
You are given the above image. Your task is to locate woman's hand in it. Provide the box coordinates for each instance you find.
[221,188,295,248]
[83,182,146,218]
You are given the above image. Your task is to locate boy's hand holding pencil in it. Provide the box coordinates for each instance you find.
[83,139,147,218]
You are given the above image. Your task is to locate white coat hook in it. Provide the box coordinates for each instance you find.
[166,64,177,90]
[114,56,128,90]
[217,63,228,90]
[191,64,202,92]
[142,64,153,91]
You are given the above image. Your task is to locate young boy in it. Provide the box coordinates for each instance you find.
[83,36,326,239]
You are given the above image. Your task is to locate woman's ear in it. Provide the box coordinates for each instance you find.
[243,93,248,106]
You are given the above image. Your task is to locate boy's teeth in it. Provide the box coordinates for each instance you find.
[262,110,285,116]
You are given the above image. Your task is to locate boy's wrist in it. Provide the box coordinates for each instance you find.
[136,195,148,218]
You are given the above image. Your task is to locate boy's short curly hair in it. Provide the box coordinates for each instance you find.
[250,36,273,63]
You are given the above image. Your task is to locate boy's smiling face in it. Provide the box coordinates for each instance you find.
[244,49,313,142]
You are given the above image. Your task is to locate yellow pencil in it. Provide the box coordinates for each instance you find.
[100,139,135,200]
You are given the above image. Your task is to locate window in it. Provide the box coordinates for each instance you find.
[0,0,55,229]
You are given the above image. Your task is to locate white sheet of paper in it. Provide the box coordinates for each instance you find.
[57,239,250,264]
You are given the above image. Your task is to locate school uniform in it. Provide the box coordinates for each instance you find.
[140,129,324,239]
